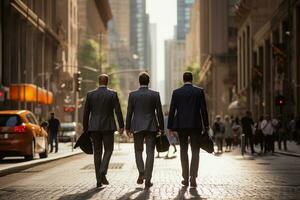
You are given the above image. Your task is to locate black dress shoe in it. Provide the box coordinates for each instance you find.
[101,175,109,185]
[190,178,197,188]
[145,180,153,188]
[181,180,189,187]
[96,182,102,188]
[137,174,145,184]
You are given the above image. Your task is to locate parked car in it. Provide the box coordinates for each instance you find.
[58,122,77,142]
[0,110,48,160]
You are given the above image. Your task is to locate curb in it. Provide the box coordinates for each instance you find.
[275,151,300,158]
[0,151,83,177]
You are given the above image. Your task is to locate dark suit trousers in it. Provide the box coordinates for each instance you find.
[178,129,201,180]
[49,132,58,152]
[91,131,114,182]
[133,131,156,181]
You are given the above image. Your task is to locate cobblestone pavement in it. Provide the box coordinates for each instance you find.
[0,144,299,200]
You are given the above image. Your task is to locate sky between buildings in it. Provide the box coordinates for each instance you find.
[146,0,177,103]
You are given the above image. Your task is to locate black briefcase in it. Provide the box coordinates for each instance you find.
[74,131,93,154]
[199,131,214,154]
[155,133,170,152]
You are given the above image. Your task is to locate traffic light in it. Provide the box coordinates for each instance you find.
[275,95,285,106]
[74,71,82,92]
[64,105,75,112]
[0,90,4,102]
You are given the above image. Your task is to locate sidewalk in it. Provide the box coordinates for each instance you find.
[274,141,300,157]
[0,142,82,177]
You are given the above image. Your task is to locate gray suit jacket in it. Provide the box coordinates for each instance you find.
[125,87,164,133]
[83,87,124,132]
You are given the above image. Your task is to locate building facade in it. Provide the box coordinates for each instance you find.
[130,0,151,70]
[185,0,200,67]
[177,0,195,40]
[1,0,62,120]
[165,40,186,105]
[236,0,300,120]
[198,0,238,121]
[150,23,158,90]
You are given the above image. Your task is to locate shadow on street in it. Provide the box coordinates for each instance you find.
[58,187,104,200]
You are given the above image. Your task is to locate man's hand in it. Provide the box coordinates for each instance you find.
[118,128,124,135]
[203,127,210,134]
[168,130,175,137]
[126,129,133,138]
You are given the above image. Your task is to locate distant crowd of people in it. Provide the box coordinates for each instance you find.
[211,111,300,154]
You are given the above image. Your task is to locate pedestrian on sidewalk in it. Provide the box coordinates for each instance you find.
[83,74,124,188]
[232,117,242,147]
[254,116,264,153]
[224,115,233,152]
[277,115,287,151]
[125,72,164,189]
[261,115,275,154]
[47,112,60,153]
[288,114,296,142]
[241,111,256,154]
[213,115,225,153]
[168,71,210,188]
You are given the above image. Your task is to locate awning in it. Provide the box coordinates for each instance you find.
[9,84,53,105]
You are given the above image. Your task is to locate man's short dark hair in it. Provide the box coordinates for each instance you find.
[183,71,193,82]
[98,74,109,85]
[139,72,150,85]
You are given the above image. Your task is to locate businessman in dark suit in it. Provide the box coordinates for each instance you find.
[126,72,164,188]
[168,71,209,188]
[83,74,124,188]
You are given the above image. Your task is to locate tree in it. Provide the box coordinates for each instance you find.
[78,39,100,69]
[184,62,200,86]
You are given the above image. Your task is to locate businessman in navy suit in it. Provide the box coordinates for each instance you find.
[168,71,209,187]
[83,74,124,188]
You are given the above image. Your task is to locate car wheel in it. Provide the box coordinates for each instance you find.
[39,138,48,159]
[24,140,35,161]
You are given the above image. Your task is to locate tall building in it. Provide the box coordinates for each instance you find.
[235,0,300,119]
[108,0,140,104]
[165,40,186,105]
[177,0,195,40]
[1,0,62,119]
[185,0,200,66]
[56,0,79,75]
[109,0,130,46]
[198,0,238,121]
[150,24,158,90]
[130,0,151,70]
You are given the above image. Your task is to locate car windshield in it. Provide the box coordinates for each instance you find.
[60,123,75,131]
[0,115,23,127]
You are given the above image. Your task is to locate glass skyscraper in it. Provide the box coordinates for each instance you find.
[177,0,195,40]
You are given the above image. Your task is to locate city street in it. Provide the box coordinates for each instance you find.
[0,144,299,200]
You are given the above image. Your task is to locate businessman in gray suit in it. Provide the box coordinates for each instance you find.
[126,72,164,188]
[83,74,124,188]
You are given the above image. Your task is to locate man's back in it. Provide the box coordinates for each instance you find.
[168,84,209,130]
[241,116,253,134]
[48,118,60,133]
[126,87,164,133]
[83,87,123,132]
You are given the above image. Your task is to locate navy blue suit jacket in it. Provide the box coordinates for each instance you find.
[167,84,209,131]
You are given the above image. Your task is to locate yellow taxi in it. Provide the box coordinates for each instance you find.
[0,110,48,160]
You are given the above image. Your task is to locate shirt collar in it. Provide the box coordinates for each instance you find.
[184,82,192,85]
[140,85,148,88]
[99,85,107,88]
